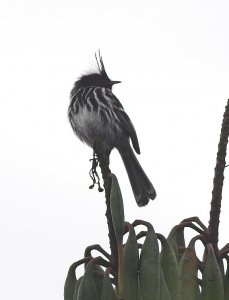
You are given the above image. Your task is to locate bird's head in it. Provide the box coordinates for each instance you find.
[77,52,121,89]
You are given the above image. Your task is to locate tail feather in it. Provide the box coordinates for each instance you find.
[119,146,156,206]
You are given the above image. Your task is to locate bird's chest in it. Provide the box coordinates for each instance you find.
[69,104,108,146]
[74,106,102,131]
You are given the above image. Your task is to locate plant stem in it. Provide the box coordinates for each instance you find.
[208,99,229,255]
[95,141,118,269]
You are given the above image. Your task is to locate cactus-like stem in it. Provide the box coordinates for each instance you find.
[208,99,229,255]
[94,140,118,271]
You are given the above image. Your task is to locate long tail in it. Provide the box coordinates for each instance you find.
[118,145,156,206]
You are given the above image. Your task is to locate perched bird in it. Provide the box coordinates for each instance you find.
[68,53,156,206]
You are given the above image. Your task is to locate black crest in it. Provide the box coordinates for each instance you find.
[75,51,121,89]
[95,50,107,76]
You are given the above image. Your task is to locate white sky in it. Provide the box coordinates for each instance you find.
[1,1,229,299]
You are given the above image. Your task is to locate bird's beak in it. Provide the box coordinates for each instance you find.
[110,80,121,85]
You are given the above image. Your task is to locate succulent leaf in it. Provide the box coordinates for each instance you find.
[77,260,100,300]
[110,174,125,242]
[124,225,139,300]
[73,276,83,300]
[64,261,79,300]
[159,269,171,300]
[101,269,118,300]
[139,223,160,300]
[201,244,224,300]
[178,245,200,300]
[159,234,179,300]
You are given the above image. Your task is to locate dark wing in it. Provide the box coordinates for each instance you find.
[104,88,141,154]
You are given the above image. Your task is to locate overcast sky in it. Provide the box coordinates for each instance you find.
[1,1,229,299]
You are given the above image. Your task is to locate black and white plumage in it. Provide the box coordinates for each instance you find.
[68,53,156,206]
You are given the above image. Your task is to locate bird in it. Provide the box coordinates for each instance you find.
[68,52,156,206]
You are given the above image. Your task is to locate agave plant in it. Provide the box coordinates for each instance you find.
[64,100,229,300]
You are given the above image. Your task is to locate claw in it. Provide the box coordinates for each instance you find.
[88,148,104,192]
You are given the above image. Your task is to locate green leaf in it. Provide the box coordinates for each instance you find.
[93,264,104,298]
[73,277,83,300]
[139,223,160,300]
[224,259,229,300]
[124,225,139,300]
[77,260,100,300]
[101,269,118,300]
[202,244,224,300]
[176,228,185,250]
[159,269,171,300]
[158,234,179,300]
[110,174,125,242]
[178,245,200,300]
[167,227,179,262]
[64,262,78,300]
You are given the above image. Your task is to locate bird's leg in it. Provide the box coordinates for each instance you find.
[89,144,104,192]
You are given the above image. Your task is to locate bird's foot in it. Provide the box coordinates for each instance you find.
[89,150,104,192]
